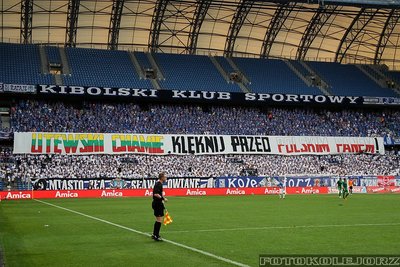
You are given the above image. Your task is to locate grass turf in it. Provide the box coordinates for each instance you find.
[1,194,400,267]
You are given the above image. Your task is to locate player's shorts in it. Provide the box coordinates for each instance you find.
[279,188,285,194]
[152,201,165,217]
[349,186,353,190]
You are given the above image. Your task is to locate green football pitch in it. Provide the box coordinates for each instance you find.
[1,194,400,267]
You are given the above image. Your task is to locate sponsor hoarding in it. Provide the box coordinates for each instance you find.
[2,186,399,200]
[0,187,330,200]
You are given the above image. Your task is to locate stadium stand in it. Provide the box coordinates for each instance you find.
[0,147,13,189]
[155,53,241,92]
[5,98,399,180]
[0,146,10,156]
[7,152,400,181]
[63,47,152,89]
[233,57,323,95]
[1,43,400,98]
[10,99,400,138]
[0,43,53,85]
[307,61,399,97]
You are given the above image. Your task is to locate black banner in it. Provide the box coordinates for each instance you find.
[2,83,400,106]
[30,177,212,190]
[35,85,400,106]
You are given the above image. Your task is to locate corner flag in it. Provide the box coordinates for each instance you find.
[164,210,173,225]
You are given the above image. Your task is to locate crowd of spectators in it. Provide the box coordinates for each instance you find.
[2,152,399,181]
[0,147,12,161]
[1,99,399,182]
[10,99,400,138]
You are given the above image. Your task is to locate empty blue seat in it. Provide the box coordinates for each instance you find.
[234,57,322,95]
[155,53,241,92]
[307,61,398,97]
[63,47,152,89]
[0,43,52,84]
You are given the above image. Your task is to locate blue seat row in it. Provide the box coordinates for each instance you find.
[0,42,399,97]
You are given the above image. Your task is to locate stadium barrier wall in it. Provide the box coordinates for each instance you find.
[1,186,400,200]
[26,176,400,190]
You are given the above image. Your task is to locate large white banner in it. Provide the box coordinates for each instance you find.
[13,132,385,155]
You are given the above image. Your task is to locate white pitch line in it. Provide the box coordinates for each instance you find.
[34,199,250,267]
[162,222,400,234]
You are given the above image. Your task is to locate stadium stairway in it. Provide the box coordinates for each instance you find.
[35,45,71,86]
[146,53,164,90]
[132,51,163,90]
[38,46,49,74]
[129,52,146,80]
[147,53,165,80]
[54,75,63,86]
[59,47,71,75]
[226,57,251,85]
[285,60,312,87]
[287,60,332,95]
[209,56,230,82]
[213,56,251,93]
[40,46,65,85]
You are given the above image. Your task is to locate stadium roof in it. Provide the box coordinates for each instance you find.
[1,0,400,69]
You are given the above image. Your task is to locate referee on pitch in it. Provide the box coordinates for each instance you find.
[151,172,168,241]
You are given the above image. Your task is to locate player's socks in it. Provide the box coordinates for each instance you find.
[152,221,158,237]
[155,221,162,237]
